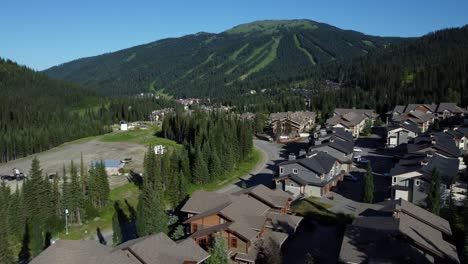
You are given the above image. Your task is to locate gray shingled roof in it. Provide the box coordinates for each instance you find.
[436,103,466,114]
[180,190,232,213]
[339,199,459,263]
[116,232,210,264]
[234,184,291,208]
[31,240,141,264]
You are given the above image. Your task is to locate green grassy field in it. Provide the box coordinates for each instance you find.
[100,126,181,151]
[59,183,140,240]
[240,37,281,80]
[188,148,262,193]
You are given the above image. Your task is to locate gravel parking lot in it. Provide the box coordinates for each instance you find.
[0,138,146,189]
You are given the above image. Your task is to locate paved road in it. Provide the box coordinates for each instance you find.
[216,139,282,194]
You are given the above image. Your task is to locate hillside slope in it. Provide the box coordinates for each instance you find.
[320,25,468,112]
[44,19,404,97]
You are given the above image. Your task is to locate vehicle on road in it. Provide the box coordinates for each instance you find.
[344,173,358,182]
[358,158,370,164]
[353,147,363,152]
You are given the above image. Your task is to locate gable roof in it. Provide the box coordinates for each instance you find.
[436,103,466,114]
[30,240,141,264]
[115,232,210,264]
[180,190,232,214]
[234,184,291,208]
[279,151,337,175]
[339,199,459,264]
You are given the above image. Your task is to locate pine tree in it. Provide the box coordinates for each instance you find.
[80,152,88,193]
[363,162,374,203]
[69,160,83,224]
[30,218,44,257]
[207,233,228,264]
[137,146,169,237]
[427,168,441,215]
[18,222,31,264]
[0,182,14,264]
[192,146,209,185]
[112,202,123,245]
[170,225,185,240]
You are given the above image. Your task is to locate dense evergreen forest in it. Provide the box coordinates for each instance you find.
[0,157,111,263]
[44,19,403,97]
[319,25,468,112]
[0,58,176,163]
[161,110,254,185]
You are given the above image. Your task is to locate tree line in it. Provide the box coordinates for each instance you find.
[0,58,177,163]
[0,155,110,263]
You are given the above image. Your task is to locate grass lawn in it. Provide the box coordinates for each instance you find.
[291,197,352,225]
[188,148,262,193]
[100,126,181,150]
[59,183,140,240]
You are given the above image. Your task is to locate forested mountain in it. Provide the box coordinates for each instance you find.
[44,19,404,97]
[319,25,468,113]
[0,58,175,162]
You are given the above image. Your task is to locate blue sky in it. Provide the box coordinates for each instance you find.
[2,0,467,70]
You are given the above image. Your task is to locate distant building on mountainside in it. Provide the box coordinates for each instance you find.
[386,103,467,133]
[268,111,316,139]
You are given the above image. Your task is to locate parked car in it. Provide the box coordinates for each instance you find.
[353,147,363,152]
[359,158,370,164]
[344,173,358,182]
[1,175,16,181]
[16,173,26,181]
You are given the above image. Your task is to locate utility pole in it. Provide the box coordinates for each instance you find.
[65,209,69,235]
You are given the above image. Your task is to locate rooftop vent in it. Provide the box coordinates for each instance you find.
[289,154,296,161]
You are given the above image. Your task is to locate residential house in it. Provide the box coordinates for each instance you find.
[268,111,316,138]
[308,128,355,171]
[275,151,345,197]
[445,126,468,153]
[390,153,460,205]
[387,103,467,133]
[338,198,460,263]
[30,232,210,264]
[149,108,174,122]
[326,108,378,138]
[385,120,419,148]
[435,103,467,120]
[180,185,302,263]
[239,112,256,121]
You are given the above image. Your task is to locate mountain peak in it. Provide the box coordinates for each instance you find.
[225,19,318,34]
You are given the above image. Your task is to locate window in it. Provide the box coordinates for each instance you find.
[393,177,397,183]
[293,168,298,174]
[279,167,284,174]
[290,183,294,187]
[231,237,237,248]
[415,180,420,186]
[192,224,198,233]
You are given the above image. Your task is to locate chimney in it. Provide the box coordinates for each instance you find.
[421,160,429,166]
[289,154,296,161]
[393,210,400,219]
[329,137,335,143]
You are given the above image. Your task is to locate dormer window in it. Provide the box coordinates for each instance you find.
[280,167,284,174]
[293,168,298,174]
